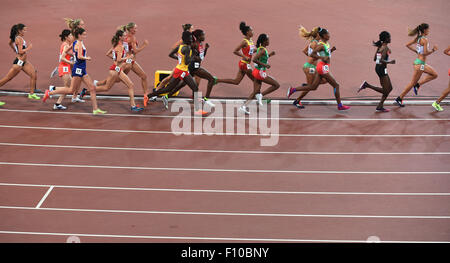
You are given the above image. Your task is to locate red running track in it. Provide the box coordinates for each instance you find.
[0,96,449,242]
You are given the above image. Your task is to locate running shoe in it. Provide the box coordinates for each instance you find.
[162,95,169,109]
[413,83,420,95]
[376,107,390,113]
[150,96,157,102]
[42,90,50,102]
[213,76,218,86]
[131,105,144,112]
[194,109,208,116]
[79,88,87,99]
[0,101,5,106]
[143,95,149,107]
[338,105,350,111]
[93,80,98,87]
[53,104,67,110]
[293,100,305,109]
[255,93,263,106]
[50,66,58,78]
[265,99,272,104]
[28,93,40,100]
[286,87,297,98]
[72,96,85,103]
[49,85,56,92]
[394,96,404,107]
[203,97,215,107]
[357,81,367,93]
[93,108,107,115]
[239,105,250,115]
[432,101,443,112]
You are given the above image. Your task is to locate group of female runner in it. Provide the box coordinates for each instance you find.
[0,21,449,113]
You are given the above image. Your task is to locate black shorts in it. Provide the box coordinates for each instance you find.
[188,62,202,75]
[375,64,387,78]
[13,58,26,67]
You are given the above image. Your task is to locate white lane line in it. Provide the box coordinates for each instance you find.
[0,230,447,243]
[1,125,449,137]
[1,142,449,155]
[0,206,449,219]
[1,182,449,196]
[1,108,450,121]
[0,161,449,174]
[35,186,54,209]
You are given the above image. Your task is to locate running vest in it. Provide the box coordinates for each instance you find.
[318,41,331,58]
[176,44,192,71]
[59,42,72,65]
[241,38,256,63]
[73,40,86,66]
[14,36,27,54]
[416,36,429,54]
[254,47,269,70]
[307,39,319,56]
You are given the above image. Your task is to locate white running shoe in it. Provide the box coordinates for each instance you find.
[53,104,67,110]
[162,95,169,109]
[72,96,85,103]
[149,96,157,102]
[255,93,263,106]
[93,80,98,87]
[202,97,215,108]
[239,105,250,115]
[49,85,56,92]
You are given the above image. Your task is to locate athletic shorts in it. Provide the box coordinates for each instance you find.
[414,58,427,71]
[58,64,71,77]
[375,64,388,78]
[239,61,252,72]
[188,61,202,74]
[13,58,26,67]
[71,65,87,77]
[252,68,267,81]
[316,61,330,75]
[109,64,121,73]
[303,62,316,74]
[173,67,189,80]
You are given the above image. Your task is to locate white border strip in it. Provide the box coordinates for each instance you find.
[0,161,448,174]
[0,230,447,243]
[1,90,449,105]
[0,206,449,219]
[1,125,449,137]
[1,182,449,196]
[1,108,450,121]
[1,142,448,155]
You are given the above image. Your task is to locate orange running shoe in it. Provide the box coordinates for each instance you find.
[194,109,208,116]
[143,96,149,107]
[42,90,50,103]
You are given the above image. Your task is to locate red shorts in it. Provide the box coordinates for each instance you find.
[448,68,450,76]
[252,68,267,81]
[58,64,71,77]
[109,64,121,73]
[239,61,252,72]
[316,61,330,75]
[173,67,189,80]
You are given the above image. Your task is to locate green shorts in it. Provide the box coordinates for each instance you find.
[413,58,426,65]
[303,62,316,74]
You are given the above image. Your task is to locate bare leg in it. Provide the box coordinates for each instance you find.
[0,66,21,87]
[131,62,149,95]
[399,66,423,99]
[22,62,37,94]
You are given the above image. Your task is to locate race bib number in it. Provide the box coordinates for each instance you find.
[384,68,388,75]
[249,45,256,55]
[63,66,69,73]
[323,65,330,74]
[123,42,129,53]
[194,62,200,69]
[17,59,24,67]
[420,64,425,71]
[376,53,382,64]
[115,66,121,73]
[309,67,315,74]
[199,53,205,61]
[75,68,82,75]
[126,58,132,64]
[247,63,252,70]
[260,70,267,79]
[180,72,186,79]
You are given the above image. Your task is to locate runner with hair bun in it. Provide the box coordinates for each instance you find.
[358,31,395,112]
[290,27,350,111]
[239,33,279,115]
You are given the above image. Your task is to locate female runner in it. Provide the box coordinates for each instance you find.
[44,29,76,110]
[215,22,255,86]
[431,46,450,111]
[78,30,142,112]
[0,23,39,100]
[290,28,350,111]
[68,27,105,114]
[287,26,327,109]
[358,31,396,112]
[395,23,438,107]
[166,29,216,107]
[145,31,207,115]
[240,33,279,114]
